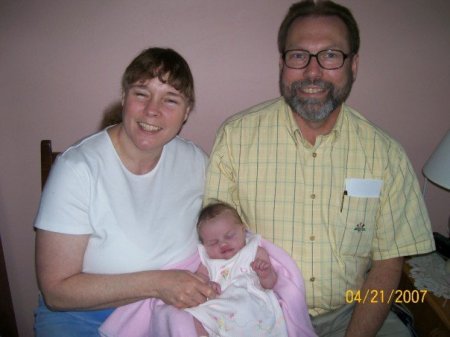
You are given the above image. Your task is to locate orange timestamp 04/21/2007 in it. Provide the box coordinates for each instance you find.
[345,289,428,304]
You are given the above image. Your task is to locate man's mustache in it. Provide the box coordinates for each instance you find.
[291,80,332,91]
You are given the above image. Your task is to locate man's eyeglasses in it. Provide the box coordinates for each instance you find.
[282,49,350,70]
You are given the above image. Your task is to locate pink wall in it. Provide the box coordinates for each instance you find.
[1,1,449,335]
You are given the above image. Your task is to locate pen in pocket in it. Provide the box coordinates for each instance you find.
[340,190,348,212]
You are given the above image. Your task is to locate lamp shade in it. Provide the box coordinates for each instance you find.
[423,130,450,190]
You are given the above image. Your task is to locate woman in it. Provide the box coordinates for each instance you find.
[34,47,216,336]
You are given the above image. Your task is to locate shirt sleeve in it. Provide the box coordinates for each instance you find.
[34,154,92,235]
[372,143,435,260]
[204,124,241,210]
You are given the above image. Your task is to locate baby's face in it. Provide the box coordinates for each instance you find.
[199,210,246,259]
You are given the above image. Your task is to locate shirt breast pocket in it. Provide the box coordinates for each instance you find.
[335,196,380,257]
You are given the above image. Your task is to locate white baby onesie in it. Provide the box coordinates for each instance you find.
[185,233,288,337]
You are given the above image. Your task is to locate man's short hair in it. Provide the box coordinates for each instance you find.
[278,0,360,55]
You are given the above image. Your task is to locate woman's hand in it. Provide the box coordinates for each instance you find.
[156,270,218,308]
[208,281,221,296]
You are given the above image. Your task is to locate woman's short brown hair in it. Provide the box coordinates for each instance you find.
[121,47,195,107]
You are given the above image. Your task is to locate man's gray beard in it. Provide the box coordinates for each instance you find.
[286,91,336,122]
[280,76,353,122]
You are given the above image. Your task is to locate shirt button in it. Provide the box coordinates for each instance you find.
[310,235,315,241]
[310,277,315,282]
[311,194,316,199]
[312,152,317,158]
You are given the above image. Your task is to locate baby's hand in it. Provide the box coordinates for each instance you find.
[251,258,272,278]
[208,281,221,296]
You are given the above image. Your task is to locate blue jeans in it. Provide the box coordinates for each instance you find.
[34,296,115,337]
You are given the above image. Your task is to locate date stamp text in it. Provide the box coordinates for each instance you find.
[345,289,428,304]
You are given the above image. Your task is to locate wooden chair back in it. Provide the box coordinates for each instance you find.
[41,140,60,190]
[0,235,19,337]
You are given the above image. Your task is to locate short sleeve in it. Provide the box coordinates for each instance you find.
[34,154,92,234]
[372,144,435,259]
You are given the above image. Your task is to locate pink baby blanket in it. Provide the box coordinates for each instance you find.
[99,238,317,337]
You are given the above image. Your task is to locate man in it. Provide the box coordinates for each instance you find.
[204,1,435,336]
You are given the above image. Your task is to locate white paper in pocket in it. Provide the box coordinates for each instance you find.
[345,178,383,198]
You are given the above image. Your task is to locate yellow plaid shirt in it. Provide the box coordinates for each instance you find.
[204,97,435,315]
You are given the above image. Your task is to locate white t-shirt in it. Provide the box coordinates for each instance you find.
[34,129,208,274]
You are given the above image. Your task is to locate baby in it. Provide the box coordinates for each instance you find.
[185,202,288,337]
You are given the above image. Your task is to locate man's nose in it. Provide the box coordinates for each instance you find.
[303,55,323,79]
